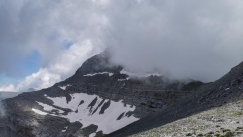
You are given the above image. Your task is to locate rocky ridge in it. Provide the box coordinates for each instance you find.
[0,52,199,137]
[108,62,243,137]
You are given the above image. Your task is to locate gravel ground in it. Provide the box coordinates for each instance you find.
[130,95,243,137]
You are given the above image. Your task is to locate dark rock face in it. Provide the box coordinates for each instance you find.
[1,52,242,137]
[75,51,122,76]
[107,63,243,137]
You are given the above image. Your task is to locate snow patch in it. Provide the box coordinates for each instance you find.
[32,108,48,115]
[61,127,67,132]
[36,101,65,114]
[38,93,139,134]
[120,69,161,77]
[120,70,135,76]
[225,88,230,91]
[89,133,96,137]
[118,77,130,81]
[83,72,113,77]
[45,94,98,111]
[58,84,72,90]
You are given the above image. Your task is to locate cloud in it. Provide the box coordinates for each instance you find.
[0,84,15,92]
[0,0,108,76]
[15,40,95,92]
[2,40,97,92]
[1,0,243,92]
[108,0,243,82]
[0,0,109,91]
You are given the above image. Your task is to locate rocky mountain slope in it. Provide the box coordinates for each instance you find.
[130,94,243,137]
[108,62,243,137]
[0,51,242,137]
[0,52,201,137]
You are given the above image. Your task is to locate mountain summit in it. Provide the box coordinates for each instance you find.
[0,52,243,137]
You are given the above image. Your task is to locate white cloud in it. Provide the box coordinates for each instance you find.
[1,0,243,92]
[0,84,15,92]
[107,0,243,82]
[0,0,108,91]
[14,40,95,92]
[0,0,109,75]
[0,40,96,92]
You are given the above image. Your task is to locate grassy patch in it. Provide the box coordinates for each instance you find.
[208,131,214,134]
[233,111,243,116]
[186,133,193,136]
[197,133,203,136]
[216,125,221,128]
[224,131,234,137]
[221,129,231,133]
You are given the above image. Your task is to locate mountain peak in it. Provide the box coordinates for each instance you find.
[75,51,122,76]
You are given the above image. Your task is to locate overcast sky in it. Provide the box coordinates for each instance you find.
[0,0,243,92]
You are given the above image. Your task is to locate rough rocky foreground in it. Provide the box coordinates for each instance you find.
[130,94,243,137]
[0,51,243,137]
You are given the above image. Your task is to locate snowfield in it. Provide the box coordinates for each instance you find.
[32,92,139,134]
[32,108,48,115]
[58,84,71,90]
[83,72,114,77]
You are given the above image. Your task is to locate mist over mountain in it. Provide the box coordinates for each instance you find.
[1,0,243,92]
[1,1,243,136]
[107,0,243,82]
[0,92,20,117]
